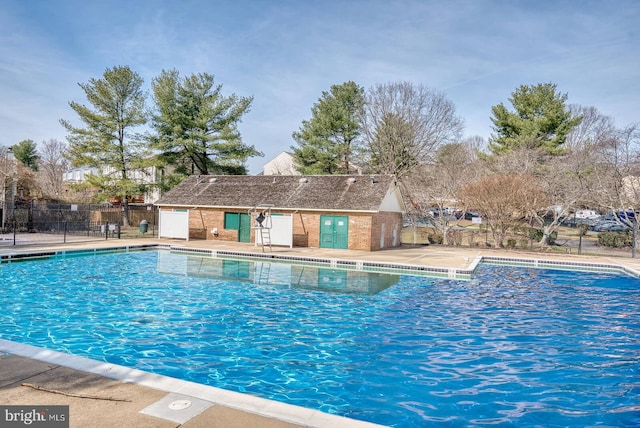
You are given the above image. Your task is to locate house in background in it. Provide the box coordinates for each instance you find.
[63,165,164,204]
[262,151,363,176]
[262,151,299,175]
[62,166,100,184]
[154,174,405,251]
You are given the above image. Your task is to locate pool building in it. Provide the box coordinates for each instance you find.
[154,174,405,251]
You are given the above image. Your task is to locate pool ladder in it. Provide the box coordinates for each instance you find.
[259,227,272,252]
[255,262,271,284]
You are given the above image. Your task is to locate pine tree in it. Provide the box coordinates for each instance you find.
[292,81,365,174]
[11,139,39,171]
[489,83,583,156]
[150,69,259,183]
[61,65,148,226]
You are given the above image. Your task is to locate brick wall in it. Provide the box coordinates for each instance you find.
[370,211,403,250]
[189,209,239,242]
[347,213,373,250]
[187,208,402,251]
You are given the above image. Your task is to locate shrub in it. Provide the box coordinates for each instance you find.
[529,228,542,240]
[427,233,443,244]
[506,238,517,248]
[598,231,632,248]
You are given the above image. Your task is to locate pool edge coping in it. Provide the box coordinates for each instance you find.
[0,339,385,428]
[2,243,639,279]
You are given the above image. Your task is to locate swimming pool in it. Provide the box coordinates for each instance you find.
[1,249,639,427]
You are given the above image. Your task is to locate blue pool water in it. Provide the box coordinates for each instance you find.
[1,250,639,427]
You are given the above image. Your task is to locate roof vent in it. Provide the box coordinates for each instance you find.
[209,177,217,183]
[299,177,308,183]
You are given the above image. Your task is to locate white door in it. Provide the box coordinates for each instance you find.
[158,209,190,240]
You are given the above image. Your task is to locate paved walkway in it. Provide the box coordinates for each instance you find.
[2,239,640,427]
[5,237,640,270]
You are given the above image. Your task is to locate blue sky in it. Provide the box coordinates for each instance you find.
[1,0,638,173]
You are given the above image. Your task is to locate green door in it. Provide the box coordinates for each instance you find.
[238,213,251,242]
[319,215,349,249]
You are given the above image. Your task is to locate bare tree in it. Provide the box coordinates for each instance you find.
[360,82,464,178]
[590,122,640,254]
[458,173,547,248]
[564,105,617,208]
[15,162,39,200]
[482,147,573,245]
[591,124,639,208]
[532,155,583,244]
[0,146,12,182]
[484,146,547,175]
[37,139,68,199]
[0,146,17,227]
[401,142,482,244]
[565,105,616,152]
[461,135,488,161]
[481,107,617,245]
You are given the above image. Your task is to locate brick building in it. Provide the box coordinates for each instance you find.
[154,174,405,251]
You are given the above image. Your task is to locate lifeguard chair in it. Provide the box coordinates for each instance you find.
[249,205,273,252]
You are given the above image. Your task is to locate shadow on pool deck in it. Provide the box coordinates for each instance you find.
[2,238,640,427]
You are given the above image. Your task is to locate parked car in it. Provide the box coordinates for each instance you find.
[426,207,459,220]
[592,221,630,232]
[598,212,633,222]
[617,211,636,221]
[563,217,597,227]
[603,223,631,232]
[575,209,600,220]
[464,211,481,220]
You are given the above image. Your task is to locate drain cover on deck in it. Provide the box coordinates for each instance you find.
[140,393,212,423]
[169,399,192,410]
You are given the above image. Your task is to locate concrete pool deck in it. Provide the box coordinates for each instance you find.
[2,239,640,427]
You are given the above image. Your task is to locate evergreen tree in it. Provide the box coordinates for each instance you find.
[61,65,148,226]
[489,83,582,155]
[150,69,258,183]
[11,139,39,171]
[292,81,365,174]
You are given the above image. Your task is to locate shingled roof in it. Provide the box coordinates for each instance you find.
[155,174,402,212]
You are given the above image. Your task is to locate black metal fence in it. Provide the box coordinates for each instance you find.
[401,221,635,258]
[0,220,121,246]
[0,201,156,248]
